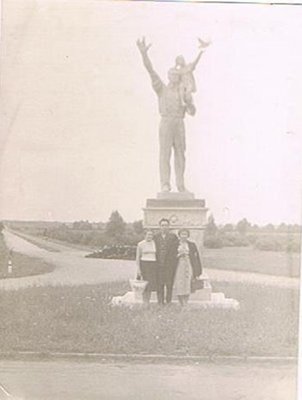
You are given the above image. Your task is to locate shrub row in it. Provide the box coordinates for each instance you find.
[254,236,301,253]
[204,232,301,252]
[204,233,250,249]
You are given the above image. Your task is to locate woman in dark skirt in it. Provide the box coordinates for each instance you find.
[136,230,158,303]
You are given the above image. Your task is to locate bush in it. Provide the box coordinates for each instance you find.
[221,232,249,247]
[204,232,250,249]
[246,234,257,244]
[29,215,144,249]
[286,241,301,253]
[86,245,136,260]
[254,237,281,251]
[204,235,223,249]
[254,235,301,253]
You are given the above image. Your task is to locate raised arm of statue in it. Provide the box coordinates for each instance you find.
[191,49,204,71]
[137,37,163,95]
[191,38,211,70]
[136,37,153,73]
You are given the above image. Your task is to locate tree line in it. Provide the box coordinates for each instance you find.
[4,212,301,252]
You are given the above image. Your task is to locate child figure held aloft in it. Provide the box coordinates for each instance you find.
[175,37,211,105]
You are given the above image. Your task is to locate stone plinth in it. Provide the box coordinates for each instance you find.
[156,191,195,200]
[111,291,240,310]
[143,192,208,251]
[111,273,240,311]
[190,279,212,301]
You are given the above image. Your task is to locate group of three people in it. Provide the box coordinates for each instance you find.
[136,218,202,305]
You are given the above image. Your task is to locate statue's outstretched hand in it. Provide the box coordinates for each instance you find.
[136,37,152,54]
[198,37,211,49]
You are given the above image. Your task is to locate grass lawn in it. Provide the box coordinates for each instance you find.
[203,246,300,278]
[0,234,54,279]
[0,281,298,357]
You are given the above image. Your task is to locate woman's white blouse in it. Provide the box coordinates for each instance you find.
[136,240,157,265]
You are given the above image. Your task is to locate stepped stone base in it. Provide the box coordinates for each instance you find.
[111,275,240,310]
[111,291,239,310]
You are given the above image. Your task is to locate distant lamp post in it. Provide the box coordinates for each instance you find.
[8,259,12,274]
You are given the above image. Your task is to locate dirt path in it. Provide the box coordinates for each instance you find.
[0,359,297,400]
[1,230,299,290]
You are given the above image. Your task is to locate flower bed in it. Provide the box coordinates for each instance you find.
[85,245,136,260]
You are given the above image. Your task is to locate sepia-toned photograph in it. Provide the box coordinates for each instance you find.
[0,0,301,399]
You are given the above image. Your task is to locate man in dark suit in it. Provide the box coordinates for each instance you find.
[153,218,179,304]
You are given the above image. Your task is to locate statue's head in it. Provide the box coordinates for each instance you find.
[175,55,185,67]
[168,68,180,84]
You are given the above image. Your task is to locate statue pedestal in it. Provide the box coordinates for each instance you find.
[111,199,240,310]
[143,192,208,251]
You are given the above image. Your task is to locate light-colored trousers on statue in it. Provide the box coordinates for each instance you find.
[159,116,186,191]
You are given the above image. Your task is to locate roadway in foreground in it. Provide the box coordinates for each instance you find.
[0,359,297,400]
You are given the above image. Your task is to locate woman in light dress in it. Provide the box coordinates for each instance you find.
[173,228,202,306]
[136,230,158,303]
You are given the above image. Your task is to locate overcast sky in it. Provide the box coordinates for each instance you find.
[0,0,301,224]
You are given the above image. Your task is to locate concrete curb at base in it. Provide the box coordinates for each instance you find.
[0,352,297,364]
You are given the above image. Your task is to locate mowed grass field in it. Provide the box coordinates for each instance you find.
[203,246,300,278]
[0,231,299,356]
[0,281,298,357]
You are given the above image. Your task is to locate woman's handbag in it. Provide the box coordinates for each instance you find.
[191,277,204,293]
[129,277,148,301]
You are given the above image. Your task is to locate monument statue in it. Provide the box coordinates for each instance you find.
[137,37,210,193]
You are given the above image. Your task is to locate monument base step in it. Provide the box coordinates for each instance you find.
[156,191,195,200]
[111,291,240,310]
[148,286,212,302]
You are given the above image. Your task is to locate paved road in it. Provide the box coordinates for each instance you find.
[0,359,297,400]
[1,230,299,290]
[1,230,137,289]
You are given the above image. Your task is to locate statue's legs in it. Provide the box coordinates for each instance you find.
[159,117,186,192]
[159,118,173,191]
[173,119,186,192]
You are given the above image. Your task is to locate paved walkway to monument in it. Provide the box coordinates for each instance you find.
[0,359,297,400]
[0,230,299,290]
